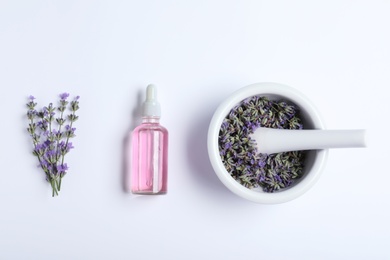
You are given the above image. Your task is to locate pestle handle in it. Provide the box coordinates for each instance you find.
[251,128,367,154]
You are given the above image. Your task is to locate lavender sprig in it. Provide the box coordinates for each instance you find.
[219,96,305,192]
[26,94,80,196]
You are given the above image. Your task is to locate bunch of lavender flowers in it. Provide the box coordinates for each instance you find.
[27,93,80,196]
[219,96,305,192]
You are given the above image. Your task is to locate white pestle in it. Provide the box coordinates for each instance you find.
[250,128,367,154]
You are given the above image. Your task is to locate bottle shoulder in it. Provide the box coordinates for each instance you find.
[133,123,168,134]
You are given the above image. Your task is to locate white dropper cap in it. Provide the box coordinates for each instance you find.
[142,84,161,118]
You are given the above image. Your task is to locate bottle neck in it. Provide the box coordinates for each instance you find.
[142,116,160,124]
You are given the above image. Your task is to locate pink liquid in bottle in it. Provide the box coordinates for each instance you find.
[131,85,168,194]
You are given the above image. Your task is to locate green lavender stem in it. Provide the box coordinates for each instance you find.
[58,176,62,191]
[50,178,58,197]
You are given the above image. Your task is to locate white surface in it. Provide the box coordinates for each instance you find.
[0,1,389,259]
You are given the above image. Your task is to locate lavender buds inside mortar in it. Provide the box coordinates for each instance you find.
[26,93,80,197]
[219,96,305,192]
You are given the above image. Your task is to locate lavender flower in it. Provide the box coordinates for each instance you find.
[218,96,305,192]
[26,94,80,197]
[57,163,69,173]
[59,93,70,100]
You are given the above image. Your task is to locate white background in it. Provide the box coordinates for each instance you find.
[1,1,389,259]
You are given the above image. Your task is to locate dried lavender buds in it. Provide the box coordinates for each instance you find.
[218,96,305,192]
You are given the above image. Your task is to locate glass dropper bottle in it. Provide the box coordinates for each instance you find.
[131,84,168,194]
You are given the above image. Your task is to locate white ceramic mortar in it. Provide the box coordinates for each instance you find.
[207,82,329,204]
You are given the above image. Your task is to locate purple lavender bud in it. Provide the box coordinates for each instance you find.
[224,142,232,149]
[66,142,74,151]
[258,159,266,168]
[60,93,70,100]
[39,159,49,169]
[43,140,51,147]
[57,163,69,173]
[46,149,56,157]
